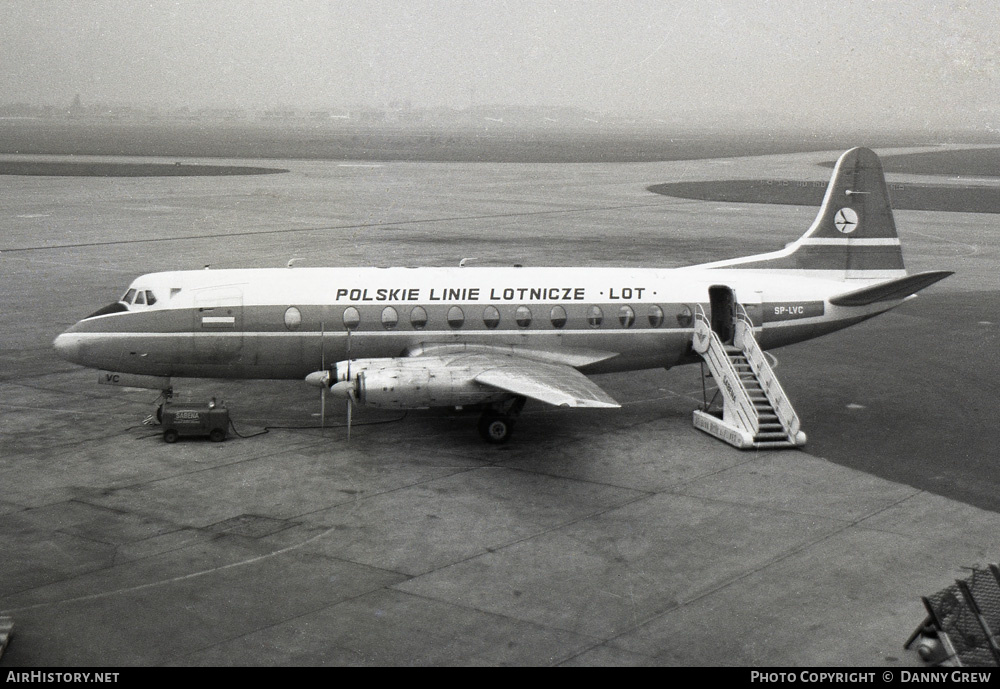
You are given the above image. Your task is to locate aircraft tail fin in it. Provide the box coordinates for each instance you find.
[703,147,906,279]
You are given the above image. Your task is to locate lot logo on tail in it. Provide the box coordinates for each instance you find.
[834,208,859,234]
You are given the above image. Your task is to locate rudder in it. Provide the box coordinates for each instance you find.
[807,146,898,242]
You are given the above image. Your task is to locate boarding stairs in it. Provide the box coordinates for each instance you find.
[692,305,806,450]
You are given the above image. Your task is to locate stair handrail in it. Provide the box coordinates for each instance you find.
[732,300,768,350]
[734,301,756,330]
[693,307,759,434]
[734,317,801,437]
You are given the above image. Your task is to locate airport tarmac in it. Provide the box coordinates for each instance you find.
[1,146,998,666]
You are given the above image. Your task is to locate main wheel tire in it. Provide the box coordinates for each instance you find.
[209,428,226,443]
[163,429,179,443]
[478,414,513,444]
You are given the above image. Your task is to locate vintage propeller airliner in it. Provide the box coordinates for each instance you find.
[54,148,950,444]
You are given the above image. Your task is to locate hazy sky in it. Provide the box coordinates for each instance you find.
[3,0,998,128]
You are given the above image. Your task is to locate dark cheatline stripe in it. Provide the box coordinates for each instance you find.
[70,302,699,335]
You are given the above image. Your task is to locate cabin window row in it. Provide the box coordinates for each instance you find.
[283,304,694,331]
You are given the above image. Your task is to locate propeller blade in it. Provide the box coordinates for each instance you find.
[346,396,352,442]
[320,387,326,432]
[346,327,352,380]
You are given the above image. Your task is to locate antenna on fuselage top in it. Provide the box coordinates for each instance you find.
[287,258,304,268]
[459,257,477,267]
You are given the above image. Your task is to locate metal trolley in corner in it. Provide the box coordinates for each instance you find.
[907,562,1000,666]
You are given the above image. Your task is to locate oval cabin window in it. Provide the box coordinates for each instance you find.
[284,306,302,331]
[410,306,428,330]
[618,305,635,328]
[447,306,465,329]
[381,306,398,330]
[483,305,500,329]
[342,307,361,330]
[515,306,532,329]
[587,305,603,328]
[550,305,567,329]
[676,306,693,328]
[648,305,664,328]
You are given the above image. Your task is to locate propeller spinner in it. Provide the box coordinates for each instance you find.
[305,362,359,439]
[304,327,359,440]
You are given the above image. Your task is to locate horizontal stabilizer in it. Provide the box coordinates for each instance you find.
[829,271,952,306]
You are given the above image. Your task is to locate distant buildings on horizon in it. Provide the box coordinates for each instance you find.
[0,97,628,127]
[0,96,996,136]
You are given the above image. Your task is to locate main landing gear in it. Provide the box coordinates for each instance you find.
[477,396,527,444]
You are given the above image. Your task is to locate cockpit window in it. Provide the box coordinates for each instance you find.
[119,287,158,308]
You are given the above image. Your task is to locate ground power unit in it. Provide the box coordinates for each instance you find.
[160,400,229,443]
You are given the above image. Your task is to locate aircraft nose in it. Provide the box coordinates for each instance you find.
[53,332,83,363]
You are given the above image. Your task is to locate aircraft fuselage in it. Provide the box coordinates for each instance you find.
[54,265,895,381]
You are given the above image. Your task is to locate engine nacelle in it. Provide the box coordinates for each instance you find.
[336,358,509,409]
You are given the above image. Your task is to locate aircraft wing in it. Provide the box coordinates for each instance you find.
[469,356,620,409]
